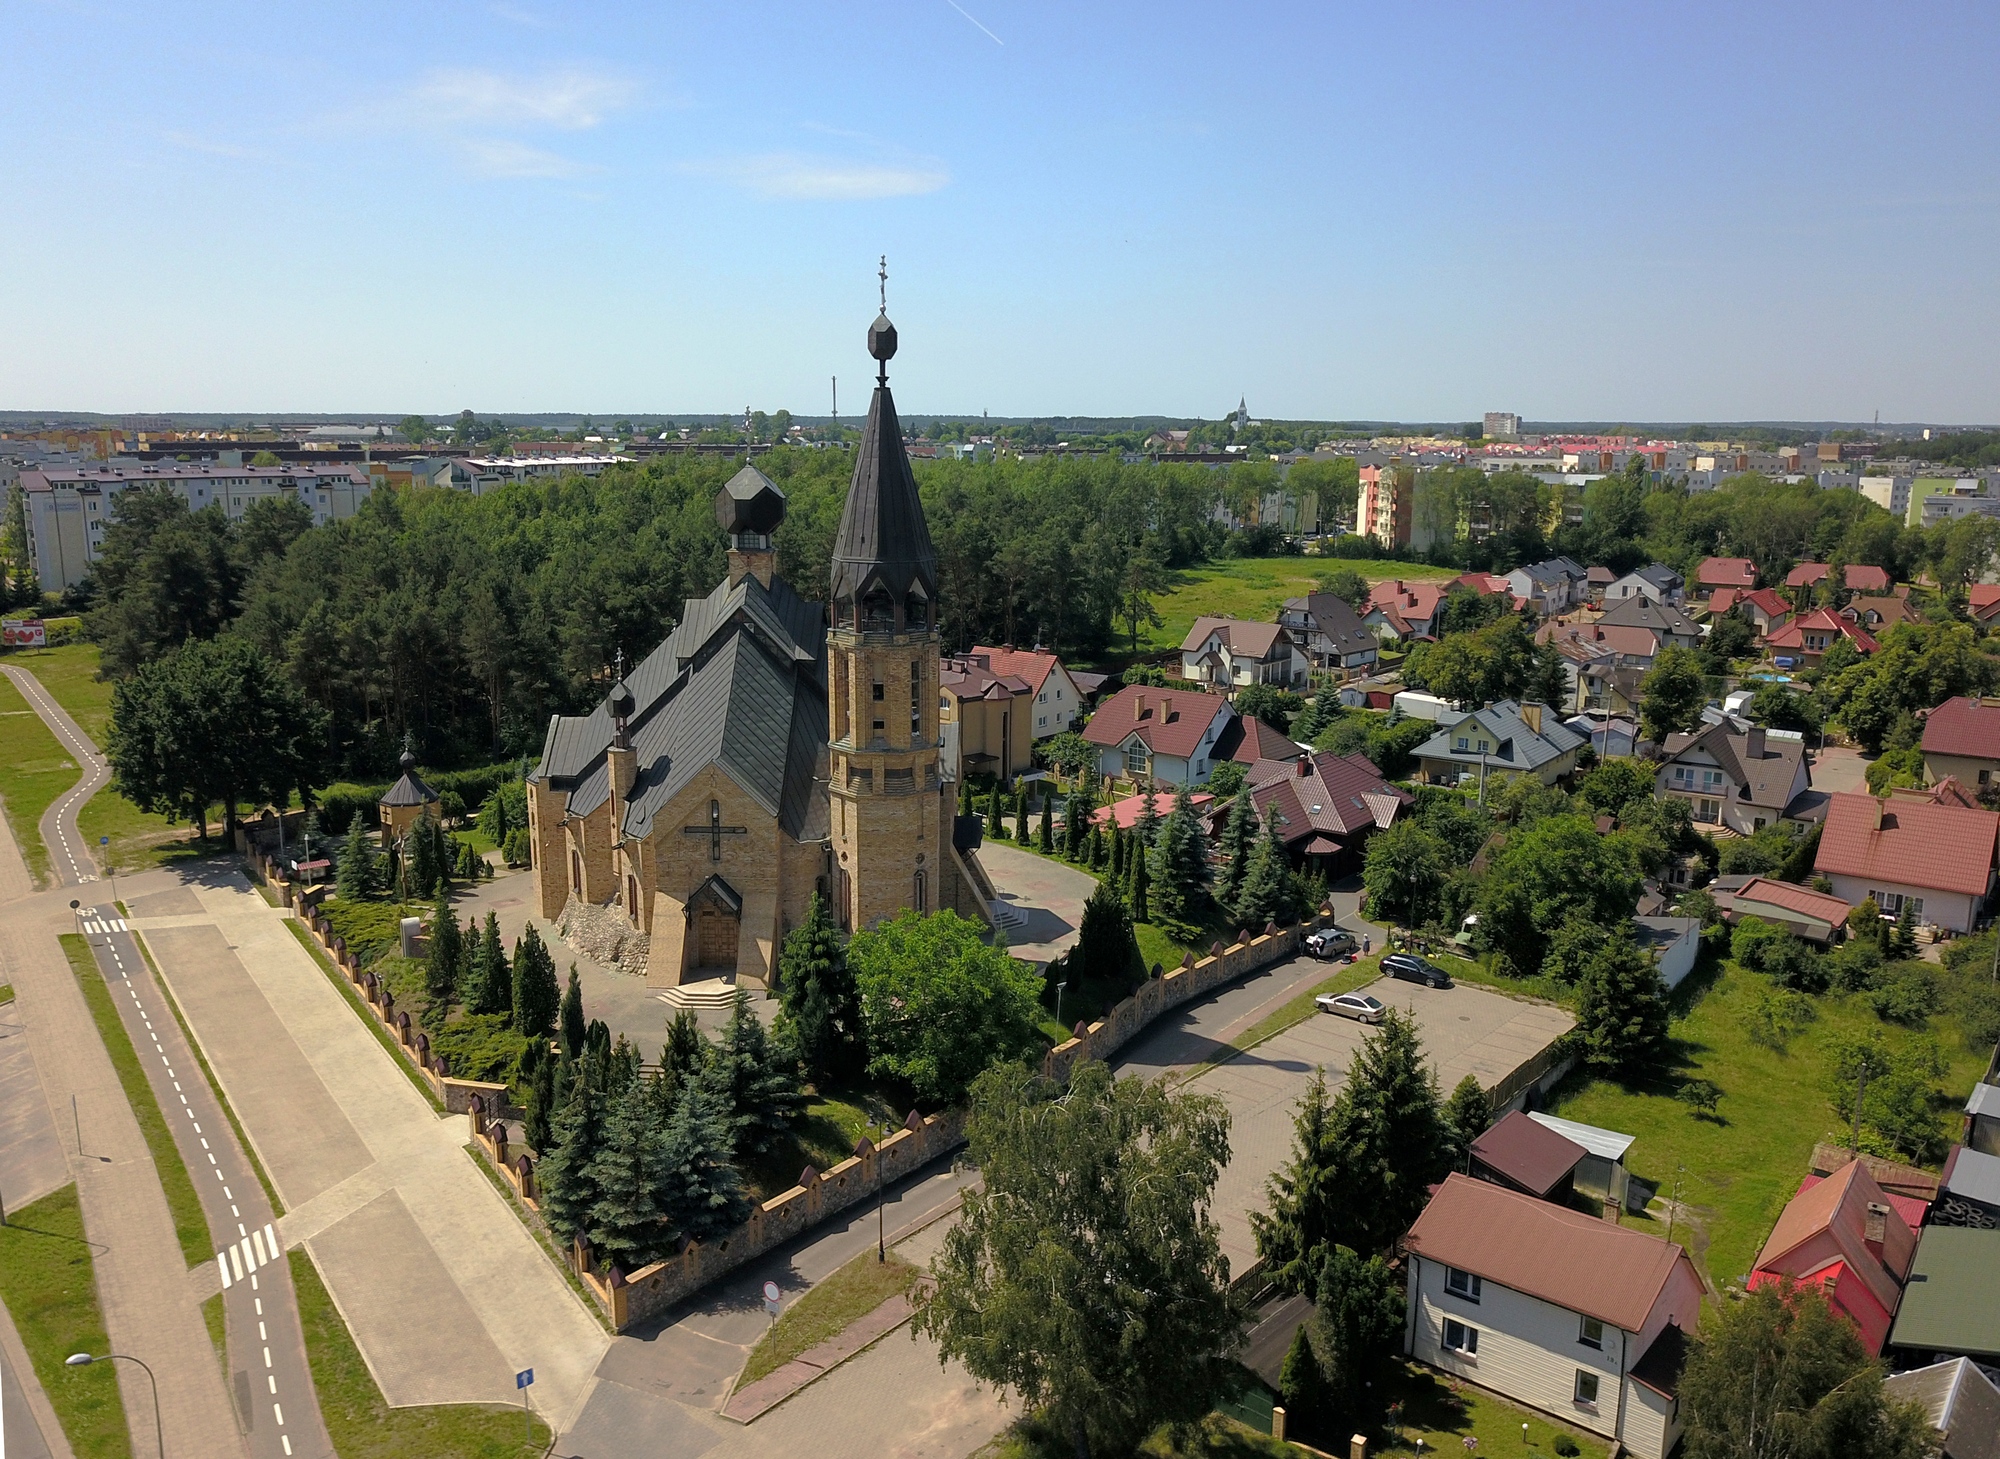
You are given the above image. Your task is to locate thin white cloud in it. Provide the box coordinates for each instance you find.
[462,139,597,178]
[693,153,949,200]
[409,65,639,131]
[165,130,262,159]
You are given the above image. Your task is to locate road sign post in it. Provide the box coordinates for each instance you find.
[515,1367,533,1446]
[762,1280,782,1359]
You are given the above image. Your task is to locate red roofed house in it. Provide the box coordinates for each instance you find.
[969,645,1089,743]
[1470,1110,1587,1202]
[1404,1174,1704,1459]
[1090,788,1214,832]
[1213,713,1303,769]
[1226,750,1411,876]
[1922,696,2000,792]
[1737,588,1794,637]
[1696,556,1758,590]
[1081,685,1235,789]
[1703,587,1742,617]
[1970,584,2000,625]
[1812,791,2000,933]
[1786,561,1894,594]
[1749,1160,1919,1355]
[1765,607,1879,666]
[1364,578,1451,641]
[1712,875,1854,945]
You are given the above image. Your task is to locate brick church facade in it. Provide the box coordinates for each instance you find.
[524,306,994,989]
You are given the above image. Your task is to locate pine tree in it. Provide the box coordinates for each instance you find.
[536,1079,606,1246]
[1133,785,1161,850]
[716,990,805,1157]
[658,1070,751,1243]
[1575,930,1669,1075]
[524,1053,557,1156]
[511,924,561,1037]
[1013,787,1029,841]
[1891,901,1920,960]
[1442,1074,1491,1173]
[1278,1324,1329,1442]
[1216,790,1257,907]
[1151,783,1212,929]
[336,812,380,901]
[472,911,510,1015]
[560,966,586,1059]
[1038,795,1054,853]
[958,776,975,820]
[987,783,1004,838]
[426,897,461,1007]
[1127,835,1151,922]
[1064,784,1093,860]
[584,1077,670,1272]
[775,892,865,1088]
[1086,821,1106,870]
[663,1010,707,1085]
[1234,805,1296,928]
[1072,882,1142,991]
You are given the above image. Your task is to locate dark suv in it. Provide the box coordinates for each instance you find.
[1381,953,1452,988]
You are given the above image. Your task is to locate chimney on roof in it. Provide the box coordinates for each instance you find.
[1295,757,1310,778]
[1133,693,1146,720]
[1871,797,1885,830]
[1744,725,1765,759]
[1864,1201,1889,1248]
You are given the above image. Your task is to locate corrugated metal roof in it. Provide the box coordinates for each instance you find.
[1890,1226,2000,1358]
[1526,1111,1636,1163]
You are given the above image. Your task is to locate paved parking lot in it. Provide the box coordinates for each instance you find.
[1167,964,1574,1278]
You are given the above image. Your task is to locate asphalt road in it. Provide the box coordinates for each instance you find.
[0,664,107,889]
[76,906,333,1459]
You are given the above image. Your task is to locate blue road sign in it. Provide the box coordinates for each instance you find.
[516,1368,534,1389]
[100,836,109,845]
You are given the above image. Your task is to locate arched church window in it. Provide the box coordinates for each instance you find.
[570,849,581,892]
[913,870,927,914]
[627,875,640,925]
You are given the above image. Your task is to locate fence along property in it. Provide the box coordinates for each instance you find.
[253,836,1344,1329]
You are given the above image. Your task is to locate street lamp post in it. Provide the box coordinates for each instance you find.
[67,1352,162,1458]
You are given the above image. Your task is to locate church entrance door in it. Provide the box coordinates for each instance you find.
[686,874,743,974]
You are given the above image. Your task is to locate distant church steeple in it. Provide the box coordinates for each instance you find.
[826,257,944,932]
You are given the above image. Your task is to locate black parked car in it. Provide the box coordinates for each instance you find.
[1381,953,1452,988]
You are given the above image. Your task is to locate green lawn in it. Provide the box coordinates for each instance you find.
[0,670,79,885]
[290,1247,551,1459]
[0,1185,131,1459]
[1132,557,1454,659]
[741,1088,905,1202]
[739,1249,918,1387]
[0,982,13,1004]
[1549,959,1988,1291]
[60,933,214,1268]
[6,643,114,742]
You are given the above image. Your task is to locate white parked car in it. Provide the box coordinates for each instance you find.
[1315,991,1385,1024]
[1304,929,1358,960]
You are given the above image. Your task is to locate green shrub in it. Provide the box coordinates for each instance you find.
[1555,1437,1580,1458]
[428,1013,530,1085]
[501,827,531,866]
[1868,963,1943,1025]
[320,899,417,967]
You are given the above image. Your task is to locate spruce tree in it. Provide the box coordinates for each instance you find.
[585,1077,670,1271]
[658,1071,751,1243]
[1151,783,1211,929]
[1233,806,1296,928]
[456,910,478,1004]
[987,782,1004,838]
[336,812,380,901]
[1133,785,1161,850]
[1065,784,1093,860]
[1216,790,1257,908]
[1278,1325,1329,1442]
[525,1052,557,1156]
[1127,835,1150,922]
[472,911,510,1015]
[1038,796,1054,853]
[1575,930,1669,1075]
[1111,825,1126,881]
[1014,787,1029,842]
[775,892,865,1088]
[511,924,561,1038]
[1086,821,1106,870]
[426,897,461,1007]
[717,990,805,1157]
[536,1079,606,1246]
[1073,882,1142,991]
[560,966,586,1059]
[1442,1074,1491,1173]
[1891,901,1920,960]
[663,1009,707,1085]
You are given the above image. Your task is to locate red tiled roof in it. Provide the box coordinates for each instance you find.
[1216,714,1301,766]
[1929,776,1983,810]
[1732,877,1853,927]
[1180,616,1288,658]
[1367,579,1449,622]
[1741,588,1792,618]
[1243,750,1411,839]
[1470,1110,1587,1198]
[1922,696,2000,763]
[1698,556,1757,588]
[1766,608,1878,654]
[1787,562,1892,593]
[969,645,1063,694]
[1081,685,1232,759]
[1814,792,2000,898]
[1091,789,1214,831]
[1970,585,2000,622]
[1752,1162,1916,1346]
[1787,562,1831,587]
[1405,1174,1695,1332]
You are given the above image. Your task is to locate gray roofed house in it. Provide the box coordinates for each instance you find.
[1597,594,1702,651]
[1604,563,1686,607]
[1883,1358,2000,1459]
[1277,592,1381,677]
[1415,700,1586,787]
[1655,717,1812,836]
[1504,556,1590,615]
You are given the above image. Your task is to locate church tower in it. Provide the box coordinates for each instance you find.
[826,273,945,931]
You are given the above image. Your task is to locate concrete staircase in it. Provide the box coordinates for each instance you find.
[658,978,742,1012]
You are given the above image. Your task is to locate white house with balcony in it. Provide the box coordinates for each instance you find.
[1404,1175,1704,1459]
[1178,617,1308,690]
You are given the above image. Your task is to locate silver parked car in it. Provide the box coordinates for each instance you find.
[1315,991,1386,1024]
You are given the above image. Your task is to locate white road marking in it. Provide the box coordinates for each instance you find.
[265,1222,278,1256]
[218,1254,233,1289]
[230,1245,244,1280]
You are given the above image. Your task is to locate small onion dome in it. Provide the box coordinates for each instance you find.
[399,745,417,773]
[608,680,636,721]
[868,310,897,364]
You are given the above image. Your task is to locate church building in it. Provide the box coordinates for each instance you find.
[525,300,995,989]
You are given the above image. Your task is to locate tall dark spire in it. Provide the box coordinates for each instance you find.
[831,264,936,616]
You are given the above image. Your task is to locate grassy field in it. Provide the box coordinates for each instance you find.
[0,669,79,885]
[290,1246,552,1459]
[60,933,214,1268]
[6,643,114,741]
[1549,959,1988,1291]
[0,1184,131,1459]
[1131,557,1454,659]
[738,1249,918,1387]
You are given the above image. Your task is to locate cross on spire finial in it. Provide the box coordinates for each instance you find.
[878,254,887,312]
[613,647,625,683]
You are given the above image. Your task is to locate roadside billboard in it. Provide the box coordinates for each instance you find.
[1,618,46,648]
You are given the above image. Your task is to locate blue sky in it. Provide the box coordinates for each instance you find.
[5,0,1997,422]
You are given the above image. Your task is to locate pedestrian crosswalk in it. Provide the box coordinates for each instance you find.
[217,1222,282,1290]
[80,915,128,935]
